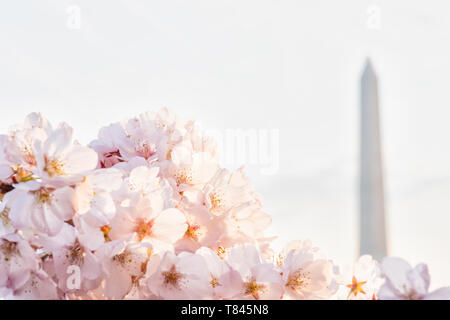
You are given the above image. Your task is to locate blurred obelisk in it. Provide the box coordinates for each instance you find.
[359,59,387,261]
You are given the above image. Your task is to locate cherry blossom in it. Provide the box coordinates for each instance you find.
[4,183,75,236]
[279,240,336,300]
[0,110,448,300]
[110,197,187,252]
[195,247,242,299]
[343,255,383,300]
[378,257,450,300]
[227,244,284,300]
[145,250,211,299]
[96,239,151,299]
[0,233,39,290]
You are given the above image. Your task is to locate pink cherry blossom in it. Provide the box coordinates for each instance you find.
[96,239,151,299]
[339,255,383,300]
[0,233,39,290]
[227,244,284,300]
[32,124,98,186]
[9,269,58,300]
[110,197,187,252]
[0,110,448,300]
[145,250,211,299]
[51,234,103,295]
[378,257,450,300]
[279,240,336,300]
[4,183,75,236]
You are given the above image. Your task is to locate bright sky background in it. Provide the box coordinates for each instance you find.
[1,0,450,288]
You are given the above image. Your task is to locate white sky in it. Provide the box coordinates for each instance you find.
[1,0,450,288]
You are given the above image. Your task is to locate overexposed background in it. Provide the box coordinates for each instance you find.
[1,0,450,287]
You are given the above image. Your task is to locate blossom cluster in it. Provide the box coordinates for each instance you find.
[0,109,448,300]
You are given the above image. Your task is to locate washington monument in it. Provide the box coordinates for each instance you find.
[359,59,388,261]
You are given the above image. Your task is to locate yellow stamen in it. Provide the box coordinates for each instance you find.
[244,278,266,300]
[347,276,367,297]
[136,142,155,159]
[209,191,225,212]
[175,168,193,186]
[44,157,65,178]
[100,225,111,242]
[184,224,200,241]
[35,188,53,204]
[162,265,184,289]
[216,246,227,259]
[210,274,221,288]
[135,219,153,242]
[286,268,311,291]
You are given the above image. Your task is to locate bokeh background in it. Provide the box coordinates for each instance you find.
[1,0,450,287]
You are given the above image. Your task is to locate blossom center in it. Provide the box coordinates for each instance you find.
[44,157,65,177]
[135,219,154,242]
[184,223,200,240]
[35,188,53,204]
[404,287,420,300]
[162,265,184,289]
[346,276,367,297]
[1,240,18,262]
[209,191,225,212]
[66,241,85,264]
[244,278,266,300]
[175,168,193,186]
[136,142,155,159]
[286,268,311,291]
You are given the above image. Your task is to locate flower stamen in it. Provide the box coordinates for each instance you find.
[210,274,221,288]
[135,219,154,242]
[162,265,184,289]
[346,276,367,298]
[184,223,200,241]
[286,268,311,291]
[44,157,65,177]
[244,278,266,300]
